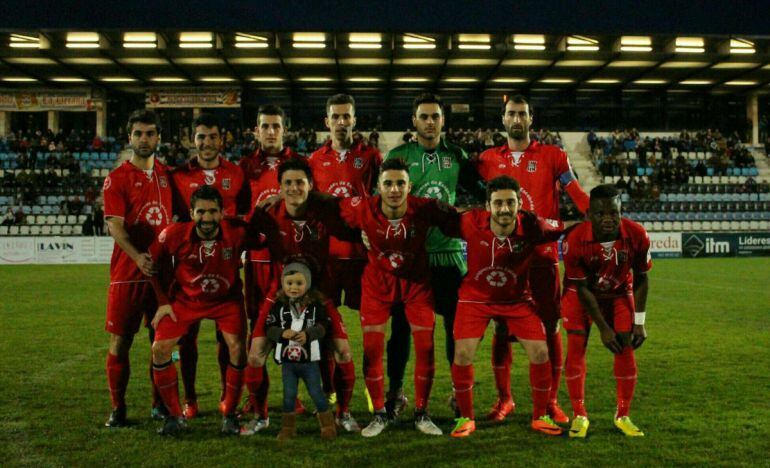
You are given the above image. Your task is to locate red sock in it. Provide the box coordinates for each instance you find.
[334,360,355,415]
[178,335,198,403]
[320,349,336,395]
[530,361,552,419]
[245,364,267,418]
[614,347,637,418]
[216,334,230,401]
[106,353,129,409]
[152,362,182,417]
[451,363,474,419]
[221,364,244,416]
[565,333,588,417]
[412,329,435,412]
[491,332,513,402]
[362,331,386,412]
[546,331,564,404]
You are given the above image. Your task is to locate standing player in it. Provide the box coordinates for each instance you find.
[242,158,359,434]
[238,105,298,419]
[384,93,470,416]
[170,113,249,419]
[308,93,380,312]
[103,110,173,427]
[148,186,258,435]
[449,176,564,438]
[475,94,590,423]
[330,158,460,438]
[561,184,650,438]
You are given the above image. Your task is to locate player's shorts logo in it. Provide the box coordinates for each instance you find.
[486,270,508,287]
[204,173,216,185]
[200,277,220,293]
[145,207,163,226]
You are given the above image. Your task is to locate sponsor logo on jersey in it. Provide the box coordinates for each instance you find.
[145,206,163,226]
[416,180,450,201]
[527,160,537,173]
[329,181,355,198]
[486,270,508,287]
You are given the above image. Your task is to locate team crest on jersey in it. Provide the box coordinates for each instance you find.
[616,250,628,264]
[513,242,524,253]
[159,176,168,188]
[527,160,537,173]
[222,178,231,190]
[441,156,452,169]
[222,248,233,260]
[354,157,364,169]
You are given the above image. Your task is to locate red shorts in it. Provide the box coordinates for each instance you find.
[359,269,435,328]
[454,301,546,341]
[561,289,634,333]
[105,281,157,336]
[154,299,246,341]
[529,264,561,324]
[327,258,366,310]
[251,297,349,340]
[244,261,277,321]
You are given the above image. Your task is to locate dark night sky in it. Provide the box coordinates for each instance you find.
[0,0,769,35]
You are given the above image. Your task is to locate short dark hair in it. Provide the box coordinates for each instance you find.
[380,157,409,173]
[486,176,521,202]
[126,109,162,136]
[412,92,443,115]
[326,94,355,112]
[192,113,220,133]
[257,104,285,122]
[589,184,621,201]
[277,157,313,184]
[190,185,223,210]
[502,94,532,115]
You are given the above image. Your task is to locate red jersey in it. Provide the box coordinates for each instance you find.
[238,147,297,261]
[475,140,586,265]
[308,140,381,260]
[337,195,459,282]
[171,156,247,217]
[458,209,563,304]
[103,160,173,283]
[150,219,258,307]
[562,218,652,299]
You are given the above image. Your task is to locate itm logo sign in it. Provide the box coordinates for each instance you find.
[683,235,705,257]
[683,234,731,257]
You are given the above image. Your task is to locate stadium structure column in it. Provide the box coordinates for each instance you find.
[96,105,107,139]
[47,110,60,133]
[747,92,759,146]
[0,111,9,137]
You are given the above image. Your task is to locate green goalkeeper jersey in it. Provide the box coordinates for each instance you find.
[385,138,468,274]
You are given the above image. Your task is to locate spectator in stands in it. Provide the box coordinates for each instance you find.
[615,176,628,192]
[2,207,13,226]
[82,214,94,236]
[93,205,104,236]
[13,207,25,225]
[402,128,414,143]
[369,129,380,148]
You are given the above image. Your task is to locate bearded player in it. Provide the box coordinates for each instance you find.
[149,185,263,435]
[561,184,651,438]
[103,109,173,427]
[450,176,565,437]
[474,95,589,424]
[170,113,249,419]
[238,105,298,418]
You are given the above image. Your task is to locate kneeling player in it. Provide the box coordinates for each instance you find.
[149,186,261,435]
[561,184,651,438]
[450,176,564,437]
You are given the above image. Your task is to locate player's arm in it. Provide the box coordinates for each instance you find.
[631,272,649,349]
[425,199,462,238]
[147,231,175,329]
[105,217,155,276]
[575,279,623,354]
[235,177,252,218]
[458,156,486,207]
[557,152,590,214]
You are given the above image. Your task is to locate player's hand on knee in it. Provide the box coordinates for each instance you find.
[631,324,647,349]
[152,305,176,329]
[599,326,622,354]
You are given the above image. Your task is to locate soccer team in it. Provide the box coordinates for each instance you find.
[101,92,651,440]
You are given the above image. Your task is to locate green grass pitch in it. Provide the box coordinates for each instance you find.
[1,258,768,467]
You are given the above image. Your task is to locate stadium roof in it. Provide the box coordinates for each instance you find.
[1,32,770,95]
